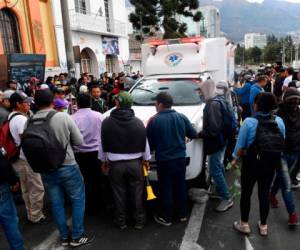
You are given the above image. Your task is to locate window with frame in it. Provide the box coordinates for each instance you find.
[75,0,87,14]
[0,8,22,54]
[81,49,91,73]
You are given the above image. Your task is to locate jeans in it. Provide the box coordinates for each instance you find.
[157,158,187,222]
[208,146,231,200]
[42,165,85,240]
[270,153,298,214]
[0,184,23,250]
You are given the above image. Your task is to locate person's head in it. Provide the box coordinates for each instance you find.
[53,98,68,112]
[79,85,88,93]
[154,92,173,112]
[90,85,102,99]
[53,88,65,99]
[257,75,268,87]
[254,92,277,114]
[198,79,217,101]
[59,73,65,82]
[286,67,294,77]
[278,67,286,78]
[114,91,133,109]
[283,87,300,112]
[77,93,91,109]
[34,89,54,110]
[7,80,17,90]
[46,76,54,85]
[1,90,14,109]
[82,75,89,85]
[9,91,31,113]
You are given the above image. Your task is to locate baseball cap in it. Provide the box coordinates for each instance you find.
[283,87,300,102]
[114,91,133,108]
[3,90,15,100]
[53,98,69,109]
[9,91,30,105]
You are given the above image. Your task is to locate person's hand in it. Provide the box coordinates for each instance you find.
[143,161,150,171]
[231,159,238,169]
[11,182,20,193]
[101,162,109,176]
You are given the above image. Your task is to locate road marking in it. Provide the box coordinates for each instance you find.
[32,218,71,250]
[245,236,254,250]
[179,194,208,250]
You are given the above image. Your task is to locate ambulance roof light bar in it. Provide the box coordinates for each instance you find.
[148,36,203,55]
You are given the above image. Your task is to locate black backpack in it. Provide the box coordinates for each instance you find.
[21,111,67,173]
[255,115,285,154]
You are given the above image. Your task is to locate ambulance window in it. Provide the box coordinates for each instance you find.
[131,78,201,106]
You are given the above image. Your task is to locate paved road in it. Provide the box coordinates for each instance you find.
[2,171,300,250]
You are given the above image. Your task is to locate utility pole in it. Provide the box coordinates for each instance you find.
[282,41,285,66]
[60,0,76,78]
[296,43,299,61]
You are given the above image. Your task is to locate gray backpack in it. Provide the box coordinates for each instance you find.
[21,111,66,173]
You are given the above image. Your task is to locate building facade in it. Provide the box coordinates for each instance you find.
[177,5,221,38]
[244,33,267,49]
[52,0,129,77]
[0,0,59,70]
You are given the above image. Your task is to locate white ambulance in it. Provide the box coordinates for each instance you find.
[109,37,235,183]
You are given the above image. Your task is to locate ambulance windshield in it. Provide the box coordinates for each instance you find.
[131,78,202,106]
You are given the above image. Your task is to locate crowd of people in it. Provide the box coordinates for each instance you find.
[1,64,300,249]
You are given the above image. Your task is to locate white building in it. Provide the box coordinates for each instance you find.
[178,5,220,38]
[244,33,267,49]
[199,6,221,38]
[51,0,129,76]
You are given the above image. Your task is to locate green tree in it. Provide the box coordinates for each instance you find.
[129,0,202,40]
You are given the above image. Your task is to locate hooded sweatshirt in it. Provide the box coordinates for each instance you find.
[101,108,146,154]
[200,80,225,154]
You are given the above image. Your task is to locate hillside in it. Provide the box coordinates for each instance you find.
[125,0,300,42]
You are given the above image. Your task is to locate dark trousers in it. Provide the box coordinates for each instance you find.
[240,153,279,225]
[75,151,103,212]
[109,158,145,226]
[157,158,187,222]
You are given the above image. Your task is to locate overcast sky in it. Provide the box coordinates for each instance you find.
[247,0,300,2]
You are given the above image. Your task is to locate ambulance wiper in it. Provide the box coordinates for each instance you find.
[135,87,154,93]
[133,101,154,106]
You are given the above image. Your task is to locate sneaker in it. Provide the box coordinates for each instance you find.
[209,192,222,200]
[215,199,234,212]
[70,234,94,247]
[154,216,172,226]
[296,173,300,181]
[269,193,279,208]
[119,224,128,230]
[179,217,188,222]
[134,223,145,230]
[288,212,299,226]
[291,181,300,189]
[61,238,69,247]
[29,217,49,225]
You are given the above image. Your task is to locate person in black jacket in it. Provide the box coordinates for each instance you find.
[269,88,300,226]
[198,80,233,212]
[0,148,24,250]
[99,91,151,230]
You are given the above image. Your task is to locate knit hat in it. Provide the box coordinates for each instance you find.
[283,87,300,102]
[114,91,133,108]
